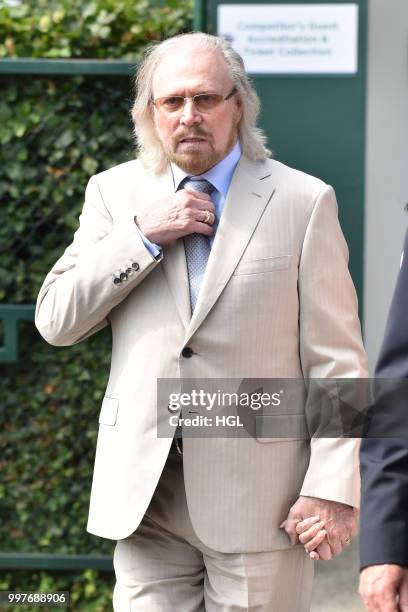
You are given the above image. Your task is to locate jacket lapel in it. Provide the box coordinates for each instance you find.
[184,156,276,344]
[162,240,191,329]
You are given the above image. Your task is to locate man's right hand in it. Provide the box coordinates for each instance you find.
[135,188,215,246]
[359,564,408,611]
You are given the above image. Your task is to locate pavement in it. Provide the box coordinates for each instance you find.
[311,538,365,611]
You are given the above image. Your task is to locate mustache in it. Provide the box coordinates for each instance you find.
[174,128,210,141]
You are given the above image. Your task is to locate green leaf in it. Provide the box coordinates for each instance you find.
[38,15,51,33]
[45,47,72,58]
[83,2,98,19]
[13,123,26,137]
[81,156,98,175]
[5,162,22,180]
[54,129,75,148]
[0,126,12,144]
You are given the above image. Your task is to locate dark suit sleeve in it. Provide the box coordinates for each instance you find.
[360,228,408,569]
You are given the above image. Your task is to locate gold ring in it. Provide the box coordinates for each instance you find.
[344,537,351,545]
[202,210,211,224]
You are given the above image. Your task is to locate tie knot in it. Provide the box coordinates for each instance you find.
[181,177,215,195]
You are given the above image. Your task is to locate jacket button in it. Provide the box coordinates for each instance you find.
[132,262,140,271]
[182,346,193,358]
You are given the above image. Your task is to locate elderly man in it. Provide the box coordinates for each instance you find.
[36,32,367,611]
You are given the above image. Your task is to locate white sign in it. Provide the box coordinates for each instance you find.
[218,4,359,74]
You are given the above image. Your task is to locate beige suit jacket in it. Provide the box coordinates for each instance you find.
[35,155,368,552]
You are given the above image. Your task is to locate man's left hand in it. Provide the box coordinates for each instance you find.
[280,495,358,560]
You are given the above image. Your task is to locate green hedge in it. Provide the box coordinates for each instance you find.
[0,75,134,302]
[0,0,192,59]
[0,1,192,608]
[0,569,114,612]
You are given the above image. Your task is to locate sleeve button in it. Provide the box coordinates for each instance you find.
[113,277,121,285]
[120,272,128,281]
[132,262,140,271]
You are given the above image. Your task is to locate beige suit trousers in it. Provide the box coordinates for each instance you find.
[113,450,314,612]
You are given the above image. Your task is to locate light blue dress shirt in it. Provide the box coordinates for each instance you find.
[141,140,242,257]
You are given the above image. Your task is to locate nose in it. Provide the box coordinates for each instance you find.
[179,98,202,127]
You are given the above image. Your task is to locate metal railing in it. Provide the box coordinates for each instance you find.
[0,553,112,572]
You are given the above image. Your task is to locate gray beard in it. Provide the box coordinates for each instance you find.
[167,148,219,175]
[163,128,238,175]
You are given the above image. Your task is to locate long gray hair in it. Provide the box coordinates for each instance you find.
[131,32,271,173]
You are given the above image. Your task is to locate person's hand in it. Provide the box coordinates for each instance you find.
[280,495,358,561]
[135,188,215,246]
[293,515,330,560]
[359,564,408,611]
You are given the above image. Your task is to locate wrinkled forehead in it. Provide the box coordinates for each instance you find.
[151,44,233,97]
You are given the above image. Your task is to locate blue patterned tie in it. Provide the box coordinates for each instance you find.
[181,178,215,312]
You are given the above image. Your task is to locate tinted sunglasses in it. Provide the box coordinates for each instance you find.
[152,87,237,114]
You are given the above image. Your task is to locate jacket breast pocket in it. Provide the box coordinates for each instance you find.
[98,396,119,426]
[255,414,309,443]
[233,255,292,276]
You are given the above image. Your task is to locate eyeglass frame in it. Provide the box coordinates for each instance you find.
[151,86,238,114]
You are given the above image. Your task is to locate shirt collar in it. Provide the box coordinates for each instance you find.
[171,140,242,196]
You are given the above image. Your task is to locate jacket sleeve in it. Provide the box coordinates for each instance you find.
[297,184,368,508]
[360,227,408,569]
[35,174,161,346]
